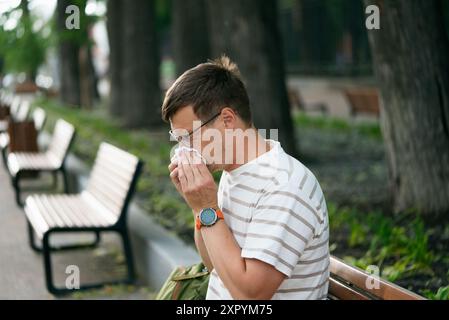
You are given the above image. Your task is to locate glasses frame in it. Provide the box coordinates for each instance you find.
[169,111,222,145]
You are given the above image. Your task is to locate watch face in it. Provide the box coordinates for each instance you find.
[200,208,217,226]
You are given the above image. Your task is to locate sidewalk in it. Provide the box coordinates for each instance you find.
[0,166,154,299]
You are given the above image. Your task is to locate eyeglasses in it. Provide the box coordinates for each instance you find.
[169,111,222,146]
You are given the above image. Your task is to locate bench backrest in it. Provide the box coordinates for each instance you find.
[328,256,425,300]
[344,88,380,116]
[84,142,143,223]
[32,107,47,132]
[0,91,12,105]
[10,97,21,117]
[15,100,31,121]
[46,119,75,167]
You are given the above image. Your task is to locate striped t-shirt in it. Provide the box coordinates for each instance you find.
[206,140,329,300]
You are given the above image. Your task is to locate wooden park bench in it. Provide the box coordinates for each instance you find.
[328,255,425,300]
[0,97,28,132]
[0,90,12,105]
[14,99,31,122]
[1,107,47,168]
[23,142,143,295]
[7,119,75,207]
[288,87,328,115]
[344,87,380,118]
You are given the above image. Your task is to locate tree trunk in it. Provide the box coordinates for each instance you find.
[78,5,97,109]
[344,0,371,68]
[107,0,123,117]
[79,44,98,109]
[56,0,81,107]
[172,0,211,76]
[207,0,299,157]
[365,0,449,219]
[122,0,163,128]
[298,0,338,68]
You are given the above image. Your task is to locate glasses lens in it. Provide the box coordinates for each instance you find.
[180,136,192,147]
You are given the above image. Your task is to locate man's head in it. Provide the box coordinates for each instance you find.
[162,56,253,172]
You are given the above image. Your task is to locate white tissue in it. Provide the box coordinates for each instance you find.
[171,146,207,165]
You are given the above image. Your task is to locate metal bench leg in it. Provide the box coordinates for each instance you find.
[12,174,23,207]
[1,146,7,169]
[52,171,58,190]
[39,230,132,295]
[61,167,69,193]
[120,228,136,284]
[28,231,101,252]
[27,221,42,252]
[42,232,58,295]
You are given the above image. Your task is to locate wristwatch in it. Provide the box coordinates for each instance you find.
[196,207,224,230]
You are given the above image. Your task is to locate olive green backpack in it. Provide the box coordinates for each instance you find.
[155,262,210,300]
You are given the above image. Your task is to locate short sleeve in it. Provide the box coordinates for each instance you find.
[241,185,316,277]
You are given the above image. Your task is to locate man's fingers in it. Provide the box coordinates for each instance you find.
[197,161,210,177]
[179,152,194,184]
[168,161,178,172]
[177,165,188,190]
[184,150,203,178]
[169,167,179,179]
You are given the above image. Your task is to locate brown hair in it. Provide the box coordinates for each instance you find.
[161,55,252,125]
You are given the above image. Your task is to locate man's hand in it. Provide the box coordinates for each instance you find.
[169,150,218,213]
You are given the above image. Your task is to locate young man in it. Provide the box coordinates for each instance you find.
[162,56,329,300]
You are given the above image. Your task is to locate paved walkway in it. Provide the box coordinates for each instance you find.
[0,166,153,299]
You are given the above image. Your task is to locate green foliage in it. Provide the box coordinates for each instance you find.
[0,3,49,78]
[294,113,382,140]
[329,203,437,284]
[155,0,172,31]
[423,285,449,300]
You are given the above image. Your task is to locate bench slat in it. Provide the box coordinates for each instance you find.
[85,143,139,218]
[46,119,75,165]
[15,100,30,121]
[50,194,90,227]
[329,256,424,300]
[328,277,370,300]
[32,107,46,131]
[85,178,125,213]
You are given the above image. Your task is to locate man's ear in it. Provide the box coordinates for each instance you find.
[221,107,236,128]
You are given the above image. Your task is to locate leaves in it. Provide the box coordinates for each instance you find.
[0,2,49,77]
[329,202,438,286]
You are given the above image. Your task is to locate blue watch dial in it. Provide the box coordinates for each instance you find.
[199,208,217,226]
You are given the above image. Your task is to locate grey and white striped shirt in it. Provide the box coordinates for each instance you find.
[206,140,329,300]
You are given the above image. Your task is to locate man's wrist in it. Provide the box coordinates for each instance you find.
[195,206,223,230]
[192,203,219,215]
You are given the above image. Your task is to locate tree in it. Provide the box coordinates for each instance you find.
[0,0,47,81]
[172,0,211,76]
[365,0,449,219]
[207,0,299,157]
[107,0,163,128]
[299,0,337,68]
[106,0,123,117]
[56,0,98,108]
[56,0,81,106]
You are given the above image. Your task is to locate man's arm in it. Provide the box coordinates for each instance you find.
[194,226,214,271]
[176,153,286,299]
[200,217,286,299]
[169,161,214,271]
